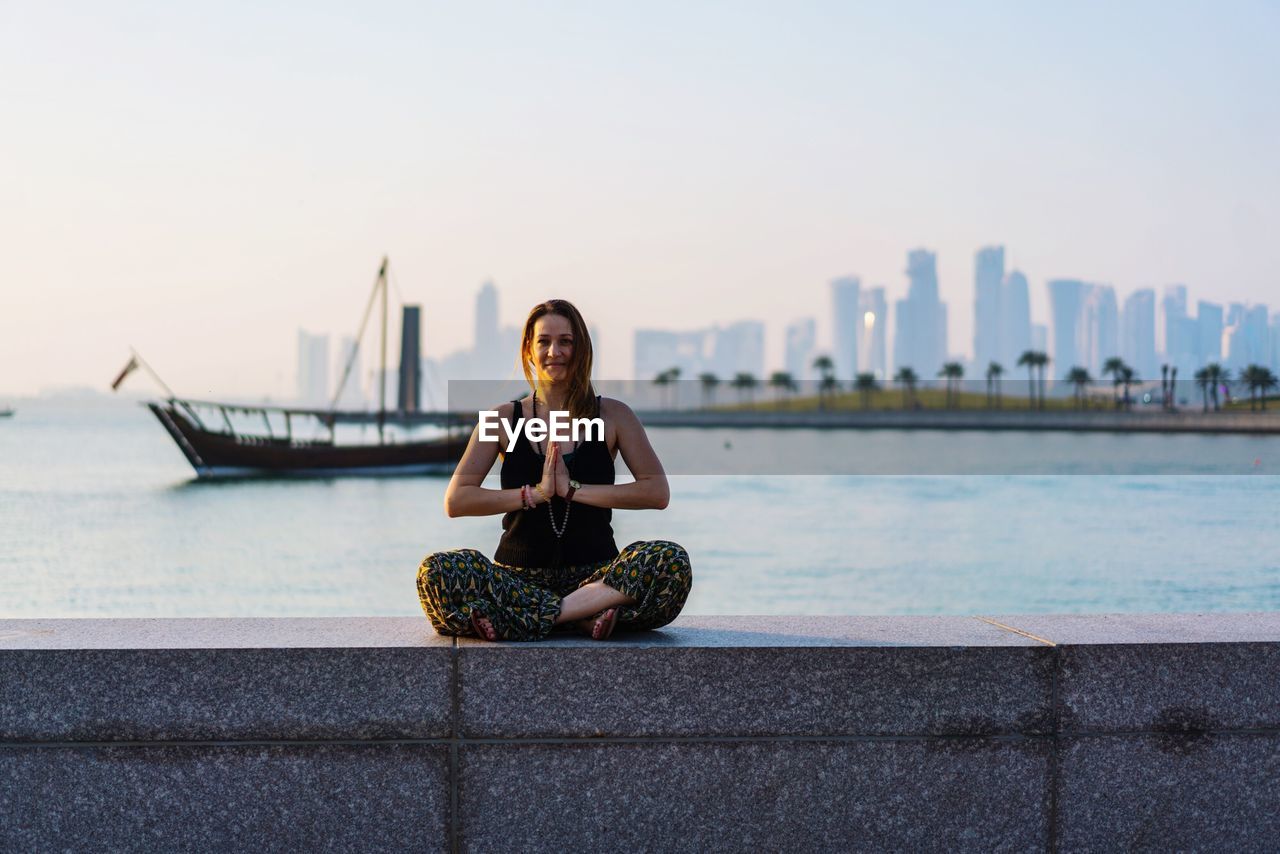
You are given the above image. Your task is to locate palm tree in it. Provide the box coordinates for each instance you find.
[652,368,676,410]
[1161,364,1170,410]
[1194,367,1211,413]
[1169,366,1179,409]
[819,373,840,408]
[1261,367,1279,411]
[854,373,879,409]
[698,372,720,409]
[1066,366,1092,409]
[1102,357,1126,409]
[1119,366,1138,410]
[985,362,1004,409]
[1017,350,1038,410]
[1240,365,1257,411]
[1034,352,1051,409]
[938,362,964,408]
[768,371,795,409]
[1239,364,1277,411]
[731,372,758,407]
[894,366,918,409]
[812,355,835,410]
[1205,363,1225,411]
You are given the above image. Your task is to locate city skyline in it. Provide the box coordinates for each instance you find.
[631,248,1275,384]
[291,256,1277,410]
[3,3,1278,396]
[13,241,1280,402]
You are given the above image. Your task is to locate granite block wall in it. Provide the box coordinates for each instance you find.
[3,614,1278,852]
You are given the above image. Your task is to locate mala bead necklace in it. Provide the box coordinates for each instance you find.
[533,390,573,538]
[548,490,570,538]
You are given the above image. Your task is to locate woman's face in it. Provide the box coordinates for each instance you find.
[530,313,575,385]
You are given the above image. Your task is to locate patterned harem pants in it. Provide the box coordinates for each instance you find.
[416,539,692,641]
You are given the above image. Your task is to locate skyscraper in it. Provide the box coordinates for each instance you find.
[1223,325,1243,369]
[1196,301,1223,366]
[1226,302,1245,329]
[1121,289,1157,379]
[1246,305,1270,366]
[398,306,421,412]
[893,249,946,375]
[1223,303,1244,370]
[712,321,766,381]
[858,288,888,379]
[1270,313,1280,371]
[473,281,502,378]
[999,270,1031,369]
[973,246,1005,369]
[475,280,498,349]
[1162,285,1196,375]
[1081,285,1118,375]
[892,296,910,374]
[634,328,713,381]
[830,276,860,378]
[634,321,765,387]
[1226,304,1272,369]
[1047,279,1086,380]
[785,318,816,382]
[334,335,365,409]
[296,329,330,406]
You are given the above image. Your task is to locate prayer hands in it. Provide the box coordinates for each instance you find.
[537,442,557,502]
[554,442,572,497]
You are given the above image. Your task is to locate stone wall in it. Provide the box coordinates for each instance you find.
[3,614,1278,851]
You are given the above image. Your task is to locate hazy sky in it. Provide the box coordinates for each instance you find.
[2,0,1277,397]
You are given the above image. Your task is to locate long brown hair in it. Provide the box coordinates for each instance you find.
[519,299,598,421]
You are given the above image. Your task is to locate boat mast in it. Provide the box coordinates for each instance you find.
[378,256,388,443]
[330,257,392,418]
[119,348,180,400]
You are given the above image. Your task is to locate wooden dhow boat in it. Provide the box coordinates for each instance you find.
[117,258,473,479]
[144,398,468,478]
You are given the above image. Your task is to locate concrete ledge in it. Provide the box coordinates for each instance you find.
[990,613,1280,732]
[0,619,452,741]
[458,616,1054,736]
[3,614,1280,851]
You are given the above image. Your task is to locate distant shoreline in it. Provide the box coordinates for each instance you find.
[636,407,1280,435]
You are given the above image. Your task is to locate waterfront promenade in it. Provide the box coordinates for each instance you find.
[4,614,1279,850]
[636,406,1280,434]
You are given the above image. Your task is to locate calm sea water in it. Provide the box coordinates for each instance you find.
[2,397,1278,618]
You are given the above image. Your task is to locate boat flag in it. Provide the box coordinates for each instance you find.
[111,356,139,391]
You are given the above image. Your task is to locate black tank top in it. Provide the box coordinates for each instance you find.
[494,395,619,568]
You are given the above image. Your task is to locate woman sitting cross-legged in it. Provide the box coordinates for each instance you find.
[416,298,692,642]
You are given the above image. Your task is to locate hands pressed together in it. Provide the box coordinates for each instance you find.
[536,441,574,501]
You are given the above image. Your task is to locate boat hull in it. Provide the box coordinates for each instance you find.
[148,403,464,478]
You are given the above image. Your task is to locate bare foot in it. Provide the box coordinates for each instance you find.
[470,612,497,642]
[577,608,618,640]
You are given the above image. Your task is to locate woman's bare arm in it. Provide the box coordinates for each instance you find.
[444,401,554,517]
[559,398,669,510]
